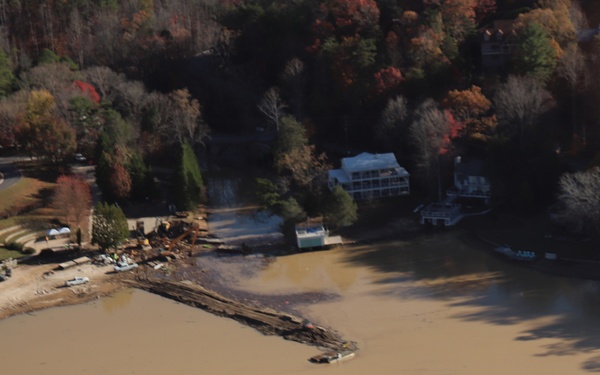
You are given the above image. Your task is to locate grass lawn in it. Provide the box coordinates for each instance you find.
[0,177,55,215]
[0,248,25,260]
[0,161,60,234]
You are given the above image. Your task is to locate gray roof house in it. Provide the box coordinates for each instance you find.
[328,152,410,200]
[448,157,491,201]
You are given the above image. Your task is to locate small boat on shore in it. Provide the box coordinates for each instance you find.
[309,350,356,364]
[494,245,537,261]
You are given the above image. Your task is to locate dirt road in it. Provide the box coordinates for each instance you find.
[0,261,122,320]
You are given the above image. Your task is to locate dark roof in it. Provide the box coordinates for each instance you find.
[455,159,485,176]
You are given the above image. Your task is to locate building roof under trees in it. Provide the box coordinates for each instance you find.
[341,152,408,175]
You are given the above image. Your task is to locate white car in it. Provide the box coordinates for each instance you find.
[74,153,87,163]
[114,262,138,272]
[65,276,89,287]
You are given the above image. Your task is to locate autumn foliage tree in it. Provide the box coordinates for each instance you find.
[52,175,92,231]
[443,85,496,145]
[310,0,380,90]
[15,89,76,162]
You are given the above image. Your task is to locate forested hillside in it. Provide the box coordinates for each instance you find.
[1,0,599,235]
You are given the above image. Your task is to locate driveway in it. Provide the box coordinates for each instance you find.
[0,156,25,191]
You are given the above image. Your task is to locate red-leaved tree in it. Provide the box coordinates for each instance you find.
[374,66,405,96]
[72,80,101,103]
[53,175,92,230]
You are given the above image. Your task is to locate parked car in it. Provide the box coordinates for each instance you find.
[65,276,89,286]
[114,262,138,272]
[74,153,87,163]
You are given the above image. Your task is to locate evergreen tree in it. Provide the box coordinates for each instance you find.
[128,151,155,201]
[0,49,14,97]
[513,23,557,82]
[92,202,129,251]
[174,142,204,211]
[325,186,358,228]
[276,116,306,155]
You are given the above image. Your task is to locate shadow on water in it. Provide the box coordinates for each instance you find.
[341,229,600,367]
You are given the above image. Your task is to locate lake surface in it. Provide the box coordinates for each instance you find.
[3,230,600,374]
[4,176,600,373]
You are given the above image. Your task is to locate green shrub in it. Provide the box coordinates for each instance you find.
[5,241,23,251]
[23,247,35,254]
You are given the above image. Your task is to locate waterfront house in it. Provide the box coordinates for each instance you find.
[447,156,491,203]
[328,152,410,200]
[420,157,490,227]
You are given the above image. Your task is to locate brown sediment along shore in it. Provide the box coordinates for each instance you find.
[126,277,356,352]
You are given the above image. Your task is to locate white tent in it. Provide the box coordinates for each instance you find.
[58,227,71,234]
[47,229,60,236]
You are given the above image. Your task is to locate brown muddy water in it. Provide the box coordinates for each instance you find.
[4,177,600,374]
[3,231,600,374]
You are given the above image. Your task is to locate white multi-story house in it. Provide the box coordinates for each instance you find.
[328,152,410,200]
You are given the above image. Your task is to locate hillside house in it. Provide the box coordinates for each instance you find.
[480,20,516,69]
[420,157,490,227]
[447,157,491,203]
[328,152,410,200]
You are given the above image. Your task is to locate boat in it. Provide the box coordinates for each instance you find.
[494,245,536,261]
[309,350,356,364]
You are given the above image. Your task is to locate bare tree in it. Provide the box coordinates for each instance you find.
[82,66,125,101]
[89,10,121,66]
[409,99,451,200]
[376,95,408,149]
[19,63,81,122]
[556,167,600,235]
[280,58,306,118]
[163,88,209,145]
[67,9,87,68]
[19,62,77,95]
[113,80,148,126]
[558,43,585,141]
[494,75,549,152]
[258,87,287,133]
[0,89,28,146]
[567,0,588,32]
[143,91,172,131]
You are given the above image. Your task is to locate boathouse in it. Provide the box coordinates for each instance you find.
[419,202,463,227]
[328,152,410,200]
[295,218,343,249]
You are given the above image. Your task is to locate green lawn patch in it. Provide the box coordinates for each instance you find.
[0,177,55,217]
[0,248,25,261]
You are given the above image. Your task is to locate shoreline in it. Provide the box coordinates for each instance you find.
[2,213,598,353]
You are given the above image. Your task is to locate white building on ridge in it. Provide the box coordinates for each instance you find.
[328,152,410,200]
